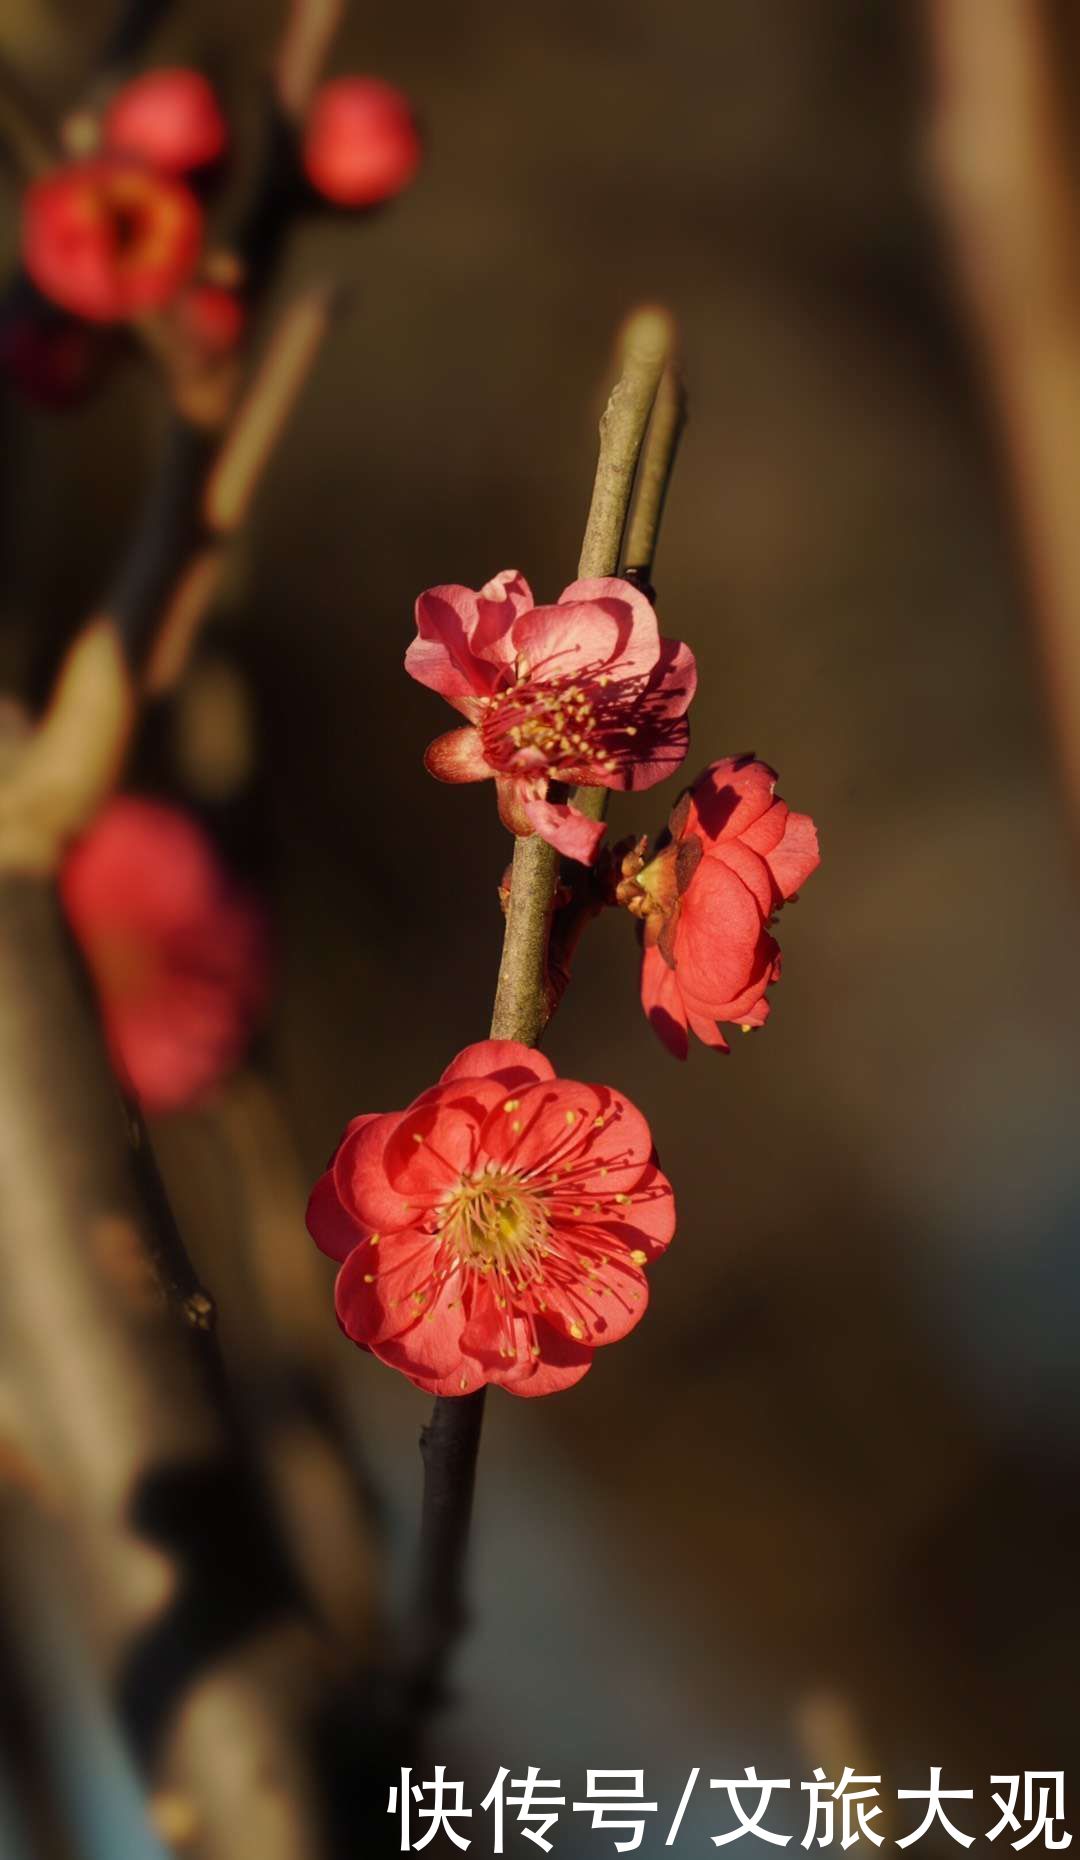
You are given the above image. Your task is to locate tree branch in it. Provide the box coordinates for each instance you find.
[0,878,337,1860]
[402,304,677,1727]
[622,356,687,601]
[928,0,1080,845]
[0,9,357,1856]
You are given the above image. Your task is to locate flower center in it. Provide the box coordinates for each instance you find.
[479,671,619,779]
[439,1169,549,1278]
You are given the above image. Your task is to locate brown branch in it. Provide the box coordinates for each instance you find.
[577,305,676,580]
[928,0,1080,845]
[572,305,677,831]
[199,1072,382,1653]
[0,10,360,1856]
[0,878,337,1860]
[0,52,57,177]
[403,304,678,1726]
[275,0,345,125]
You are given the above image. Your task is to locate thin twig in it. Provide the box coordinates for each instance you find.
[403,304,678,1726]
[928,0,1080,846]
[573,306,677,828]
[622,357,687,600]
[577,304,675,579]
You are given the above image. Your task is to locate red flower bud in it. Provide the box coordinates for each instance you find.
[23,158,203,323]
[103,68,227,177]
[302,77,421,209]
[61,797,271,1114]
[175,281,246,354]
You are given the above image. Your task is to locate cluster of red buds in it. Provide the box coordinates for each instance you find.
[9,62,421,403]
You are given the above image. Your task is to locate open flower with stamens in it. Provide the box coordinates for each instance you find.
[23,158,202,324]
[406,570,697,864]
[307,1040,675,1396]
[620,756,820,1059]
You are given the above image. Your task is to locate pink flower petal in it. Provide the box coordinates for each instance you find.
[764,809,821,899]
[618,713,690,792]
[686,756,778,845]
[677,858,768,1005]
[641,947,689,1060]
[478,1079,655,1195]
[335,1227,463,1361]
[712,838,778,916]
[306,1168,364,1262]
[557,576,662,678]
[473,570,534,654]
[685,1007,732,1052]
[423,725,491,783]
[498,1325,594,1397]
[383,1077,509,1204]
[496,775,535,837]
[334,1110,416,1233]
[438,1041,556,1089]
[740,798,790,858]
[509,600,629,680]
[521,791,607,863]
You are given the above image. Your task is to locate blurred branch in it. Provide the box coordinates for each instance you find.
[0,880,337,1860]
[205,1072,382,1653]
[0,288,334,874]
[0,8,363,1857]
[0,52,56,177]
[403,305,678,1726]
[929,0,1080,845]
[275,0,344,125]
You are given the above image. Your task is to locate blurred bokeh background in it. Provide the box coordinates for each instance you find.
[2,0,1079,1855]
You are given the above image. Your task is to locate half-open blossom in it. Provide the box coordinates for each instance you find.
[620,756,819,1058]
[103,69,228,177]
[406,570,697,863]
[303,77,421,208]
[307,1040,674,1397]
[60,797,270,1114]
[23,159,202,323]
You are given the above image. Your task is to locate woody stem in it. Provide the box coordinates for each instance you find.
[927,0,1080,850]
[403,303,677,1726]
